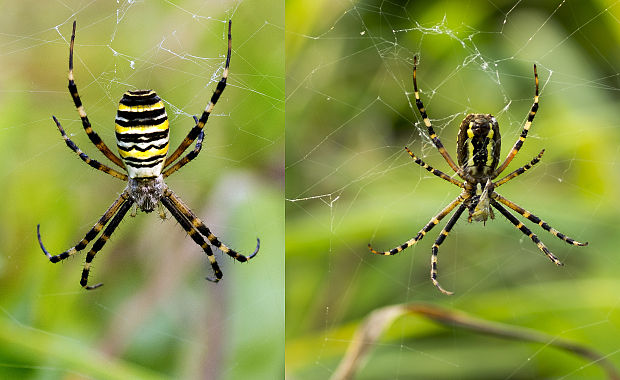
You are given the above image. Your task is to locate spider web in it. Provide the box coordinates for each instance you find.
[286,0,620,379]
[0,1,283,379]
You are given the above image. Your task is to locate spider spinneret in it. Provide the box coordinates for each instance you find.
[369,56,587,295]
[37,20,259,289]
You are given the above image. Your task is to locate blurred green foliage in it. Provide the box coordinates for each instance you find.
[3,0,620,378]
[286,0,620,379]
[0,1,283,379]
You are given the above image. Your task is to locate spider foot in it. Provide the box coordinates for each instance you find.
[84,283,104,290]
[432,278,454,296]
[537,242,564,266]
[550,256,564,266]
[248,238,260,260]
[206,260,223,283]
[37,224,60,262]
[221,237,260,262]
[368,243,382,255]
[368,243,402,256]
[37,224,50,257]
[51,115,64,133]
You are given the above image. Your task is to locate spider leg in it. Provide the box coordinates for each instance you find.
[369,194,464,255]
[38,191,130,263]
[405,146,463,188]
[67,21,125,170]
[163,188,259,262]
[493,64,539,177]
[164,20,232,168]
[492,193,588,246]
[81,198,134,289]
[160,196,223,282]
[52,116,128,181]
[490,199,563,265]
[412,56,460,174]
[493,149,544,188]
[430,203,467,295]
[163,117,205,178]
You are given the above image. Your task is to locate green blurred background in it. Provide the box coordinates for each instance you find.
[286,0,620,379]
[0,1,283,379]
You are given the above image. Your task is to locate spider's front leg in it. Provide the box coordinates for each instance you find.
[162,123,205,178]
[67,21,125,170]
[412,56,462,175]
[164,21,232,167]
[493,64,540,177]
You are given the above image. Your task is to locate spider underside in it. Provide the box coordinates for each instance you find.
[369,57,587,295]
[37,20,259,289]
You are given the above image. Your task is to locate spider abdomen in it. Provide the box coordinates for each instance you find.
[456,114,501,181]
[115,90,170,179]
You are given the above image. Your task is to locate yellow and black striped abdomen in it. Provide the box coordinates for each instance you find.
[115,90,169,178]
[456,113,501,180]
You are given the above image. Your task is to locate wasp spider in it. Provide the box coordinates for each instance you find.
[37,20,259,289]
[369,57,587,295]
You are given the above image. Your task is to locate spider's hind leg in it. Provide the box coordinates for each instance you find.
[164,189,260,262]
[160,196,223,282]
[430,203,467,295]
[492,193,588,247]
[81,198,134,289]
[369,195,464,256]
[37,192,130,264]
[490,199,563,266]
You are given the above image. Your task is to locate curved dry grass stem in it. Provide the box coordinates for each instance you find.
[331,303,619,380]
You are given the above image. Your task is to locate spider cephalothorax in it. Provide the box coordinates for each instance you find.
[369,56,587,295]
[127,177,165,214]
[37,20,259,289]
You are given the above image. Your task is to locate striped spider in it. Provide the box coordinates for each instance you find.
[37,20,259,289]
[369,57,587,295]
